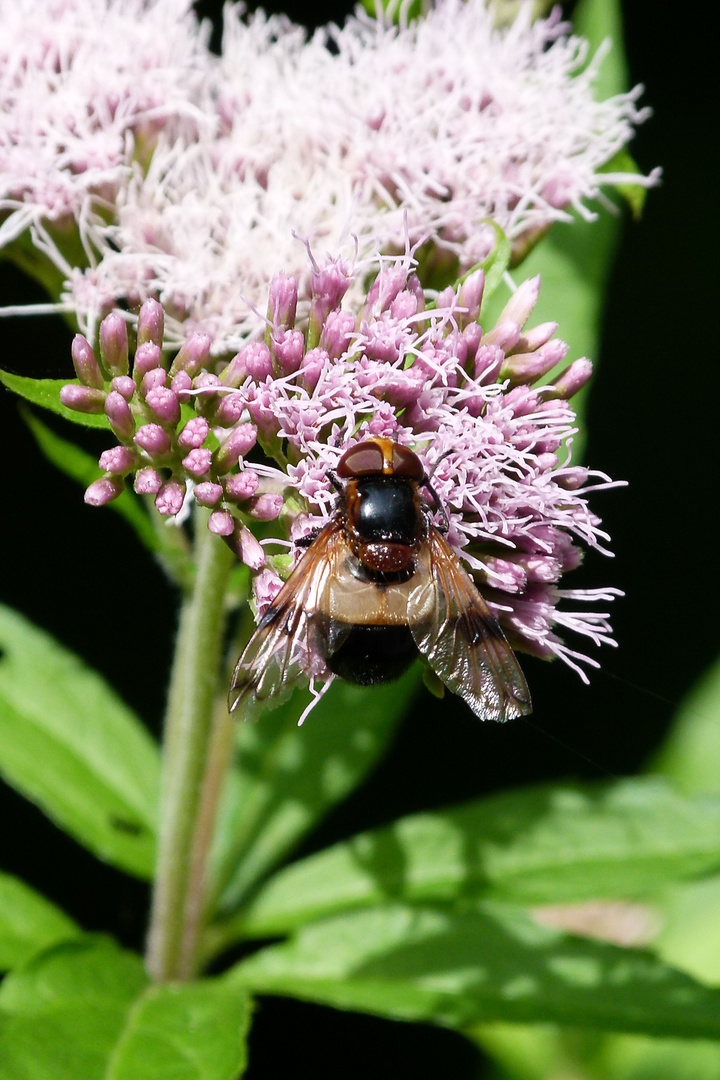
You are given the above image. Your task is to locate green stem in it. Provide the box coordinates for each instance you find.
[145,511,234,982]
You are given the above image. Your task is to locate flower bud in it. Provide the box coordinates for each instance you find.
[146,386,181,426]
[299,347,327,392]
[133,342,163,382]
[248,493,283,520]
[155,478,186,516]
[208,509,235,536]
[178,416,209,449]
[171,370,193,402]
[214,422,257,472]
[137,298,164,349]
[244,342,273,382]
[99,445,137,474]
[214,392,246,426]
[194,481,223,506]
[320,310,355,359]
[84,473,124,506]
[271,329,304,375]
[134,423,172,457]
[99,312,129,376]
[110,375,136,400]
[457,268,485,327]
[267,273,298,330]
[105,390,136,441]
[134,467,163,495]
[60,384,107,413]
[544,358,593,400]
[500,338,567,384]
[496,275,540,329]
[71,334,104,388]
[140,367,167,397]
[224,470,259,501]
[169,332,212,378]
[182,448,212,477]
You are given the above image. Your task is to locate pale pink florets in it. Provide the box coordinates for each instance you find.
[1,0,657,349]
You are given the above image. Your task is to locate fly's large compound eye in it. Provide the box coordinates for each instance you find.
[337,441,386,478]
[391,443,424,481]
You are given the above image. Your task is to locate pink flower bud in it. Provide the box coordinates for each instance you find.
[248,493,283,520]
[268,273,298,329]
[214,422,257,472]
[236,525,265,569]
[209,509,235,535]
[100,312,129,376]
[133,342,163,381]
[178,417,209,449]
[84,473,124,506]
[134,423,172,456]
[146,386,181,426]
[271,329,304,375]
[105,390,136,440]
[320,310,356,359]
[544,358,593,400]
[137,298,164,349]
[155,478,186,516]
[496,275,540,329]
[140,367,167,396]
[182,448,212,477]
[299,348,328,392]
[501,339,568,384]
[169,333,212,378]
[457,269,485,326]
[219,350,248,388]
[512,321,558,354]
[110,376,136,400]
[60,384,107,413]
[134,467,163,494]
[214,393,246,426]
[171,370,193,402]
[244,342,273,382]
[99,445,137,474]
[224,470,259,501]
[194,481,223,506]
[71,334,104,388]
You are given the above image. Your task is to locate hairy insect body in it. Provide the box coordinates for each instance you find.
[229,437,532,722]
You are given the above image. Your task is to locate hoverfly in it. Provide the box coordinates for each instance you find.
[228,437,532,721]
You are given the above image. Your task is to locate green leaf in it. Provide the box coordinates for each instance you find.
[0,605,160,878]
[0,874,78,973]
[209,670,419,921]
[651,655,720,797]
[0,937,252,1080]
[105,979,252,1080]
[230,901,720,1040]
[0,370,110,430]
[228,778,720,938]
[0,937,148,1080]
[22,410,160,555]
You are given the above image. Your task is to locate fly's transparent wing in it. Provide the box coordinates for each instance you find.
[228,523,346,717]
[409,528,532,721]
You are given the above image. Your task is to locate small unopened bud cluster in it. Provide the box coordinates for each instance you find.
[60,299,282,568]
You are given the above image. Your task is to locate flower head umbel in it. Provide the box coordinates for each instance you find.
[1,0,657,349]
[63,248,621,682]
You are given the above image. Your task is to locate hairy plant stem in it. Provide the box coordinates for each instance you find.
[145,511,234,982]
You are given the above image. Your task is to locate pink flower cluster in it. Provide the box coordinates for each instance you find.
[62,250,621,679]
[1,0,657,349]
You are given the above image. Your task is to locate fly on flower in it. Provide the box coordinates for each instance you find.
[228,437,532,722]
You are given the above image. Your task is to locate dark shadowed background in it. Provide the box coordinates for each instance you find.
[1,2,716,1075]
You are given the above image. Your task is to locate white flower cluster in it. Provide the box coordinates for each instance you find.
[0,0,655,350]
